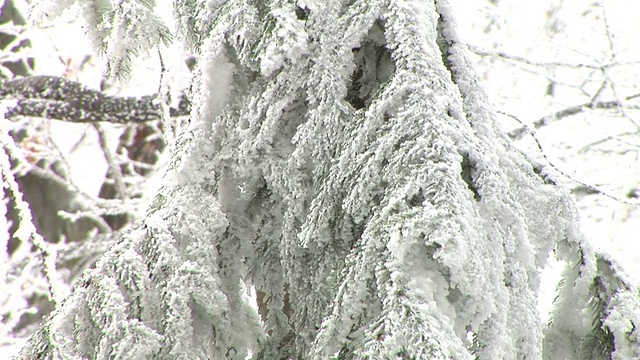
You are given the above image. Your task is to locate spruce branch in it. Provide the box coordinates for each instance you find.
[0,75,191,124]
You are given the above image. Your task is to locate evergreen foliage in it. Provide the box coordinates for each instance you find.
[12,0,640,359]
[33,0,172,80]
[544,250,640,360]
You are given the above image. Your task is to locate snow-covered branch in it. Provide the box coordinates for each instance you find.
[0,76,190,124]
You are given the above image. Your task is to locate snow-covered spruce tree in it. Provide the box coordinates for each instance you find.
[18,0,640,358]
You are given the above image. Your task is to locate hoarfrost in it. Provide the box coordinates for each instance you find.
[15,0,640,358]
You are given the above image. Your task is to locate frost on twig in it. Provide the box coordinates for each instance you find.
[0,100,65,341]
[0,75,190,124]
[98,122,166,230]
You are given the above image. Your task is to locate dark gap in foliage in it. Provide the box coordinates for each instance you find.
[346,19,395,110]
[223,43,258,93]
[295,6,309,21]
[335,345,350,360]
[380,158,389,170]
[446,106,464,121]
[408,188,425,207]
[340,0,357,14]
[446,286,462,304]
[391,134,417,155]
[435,13,454,83]
[460,152,480,201]
[352,222,365,243]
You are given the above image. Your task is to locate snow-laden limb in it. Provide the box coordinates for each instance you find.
[17,17,264,358]
[433,1,640,358]
[1,103,63,307]
[301,0,580,357]
[173,0,587,357]
[0,101,68,350]
[0,107,13,342]
[544,245,640,360]
[17,0,640,358]
[0,76,190,123]
[17,230,164,359]
[0,104,33,347]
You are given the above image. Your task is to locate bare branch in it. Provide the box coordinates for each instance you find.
[0,75,191,123]
[93,123,128,199]
[507,93,640,139]
[500,111,639,206]
[469,46,607,70]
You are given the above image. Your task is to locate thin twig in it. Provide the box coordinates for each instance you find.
[598,9,640,131]
[470,46,606,70]
[41,119,75,180]
[57,210,113,233]
[579,131,640,153]
[92,123,128,199]
[22,165,137,214]
[0,125,63,307]
[499,110,640,206]
[589,79,609,106]
[508,93,640,139]
[158,48,166,95]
